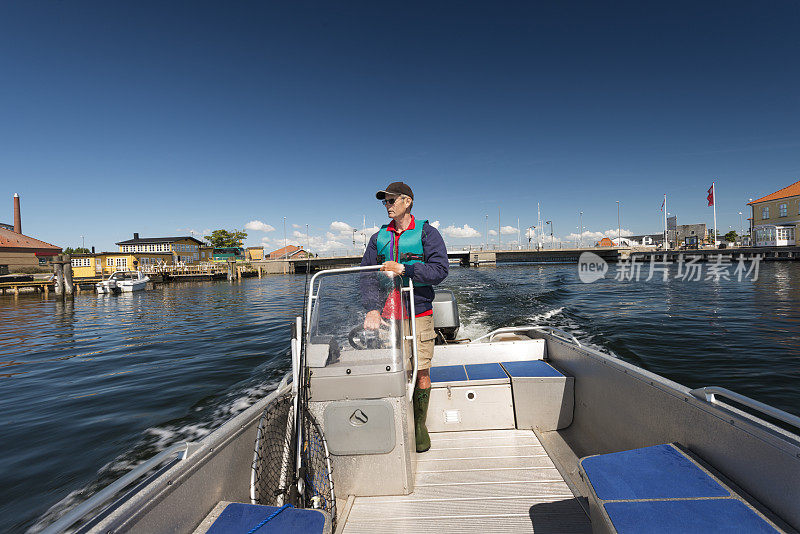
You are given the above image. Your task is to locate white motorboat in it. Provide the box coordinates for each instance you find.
[48,266,799,533]
[96,271,150,294]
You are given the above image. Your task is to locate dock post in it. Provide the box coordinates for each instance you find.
[258,266,262,278]
[44,283,49,297]
[13,285,19,296]
[64,255,74,295]
[54,256,65,296]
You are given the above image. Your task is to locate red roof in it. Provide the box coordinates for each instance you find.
[748,180,800,205]
[0,227,61,252]
[268,245,306,258]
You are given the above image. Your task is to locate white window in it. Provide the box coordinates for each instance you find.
[762,207,769,219]
[107,258,113,266]
[71,259,79,267]
[780,203,787,217]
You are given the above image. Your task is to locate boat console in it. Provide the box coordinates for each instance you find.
[305,267,418,497]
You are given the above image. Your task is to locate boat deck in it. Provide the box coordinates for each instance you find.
[340,429,591,533]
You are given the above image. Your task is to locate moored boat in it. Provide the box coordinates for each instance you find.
[96,271,150,294]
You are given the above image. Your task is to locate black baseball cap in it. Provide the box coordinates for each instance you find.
[376,181,414,200]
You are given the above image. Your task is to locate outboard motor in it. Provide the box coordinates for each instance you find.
[304,267,417,498]
[432,289,459,343]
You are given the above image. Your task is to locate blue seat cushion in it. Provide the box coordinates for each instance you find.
[581,444,730,500]
[206,503,326,534]
[604,499,779,534]
[502,360,563,378]
[465,362,507,380]
[430,365,467,383]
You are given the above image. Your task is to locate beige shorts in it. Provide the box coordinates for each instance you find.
[405,314,437,370]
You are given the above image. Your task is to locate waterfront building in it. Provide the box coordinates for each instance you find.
[245,247,264,261]
[115,233,205,264]
[0,194,61,273]
[268,245,311,259]
[70,251,174,278]
[748,180,800,246]
[212,247,244,262]
[199,245,214,262]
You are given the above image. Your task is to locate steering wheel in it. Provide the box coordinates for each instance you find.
[348,322,394,350]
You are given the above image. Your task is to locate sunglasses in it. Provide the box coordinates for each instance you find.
[381,197,404,206]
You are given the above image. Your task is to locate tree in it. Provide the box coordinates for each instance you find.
[204,229,248,248]
[724,230,738,243]
[63,247,90,254]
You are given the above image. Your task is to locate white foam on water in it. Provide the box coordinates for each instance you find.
[29,376,285,533]
[528,306,564,324]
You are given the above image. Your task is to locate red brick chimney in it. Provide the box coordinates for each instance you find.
[13,193,21,234]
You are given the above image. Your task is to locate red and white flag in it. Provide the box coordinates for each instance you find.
[660,197,665,212]
[707,184,714,206]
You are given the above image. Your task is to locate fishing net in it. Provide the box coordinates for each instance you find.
[251,394,336,526]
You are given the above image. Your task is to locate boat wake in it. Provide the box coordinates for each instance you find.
[28,369,288,533]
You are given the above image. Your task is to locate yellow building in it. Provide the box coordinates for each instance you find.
[115,233,206,264]
[748,180,800,246]
[199,245,214,262]
[246,247,264,261]
[70,252,174,278]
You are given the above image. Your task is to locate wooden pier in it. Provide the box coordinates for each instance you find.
[0,280,54,296]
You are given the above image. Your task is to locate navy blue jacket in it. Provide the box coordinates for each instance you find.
[360,219,449,315]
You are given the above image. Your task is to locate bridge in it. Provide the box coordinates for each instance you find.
[252,247,630,274]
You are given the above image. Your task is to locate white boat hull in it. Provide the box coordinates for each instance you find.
[118,279,148,292]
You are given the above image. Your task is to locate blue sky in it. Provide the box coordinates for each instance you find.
[1,1,798,252]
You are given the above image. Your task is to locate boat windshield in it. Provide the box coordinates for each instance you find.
[306,270,408,371]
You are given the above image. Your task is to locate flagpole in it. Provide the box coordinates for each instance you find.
[712,181,717,248]
[663,193,667,249]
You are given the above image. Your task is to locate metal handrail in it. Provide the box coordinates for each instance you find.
[42,442,193,534]
[690,386,800,433]
[531,326,583,347]
[470,325,582,347]
[402,280,419,400]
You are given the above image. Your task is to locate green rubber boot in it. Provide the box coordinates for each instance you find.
[413,387,431,453]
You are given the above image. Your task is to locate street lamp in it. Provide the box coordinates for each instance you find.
[579,211,583,248]
[306,224,310,254]
[738,212,743,237]
[485,214,488,249]
[546,221,553,247]
[616,201,621,245]
[80,235,85,250]
[527,226,534,249]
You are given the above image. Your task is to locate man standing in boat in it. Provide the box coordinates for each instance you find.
[361,181,449,453]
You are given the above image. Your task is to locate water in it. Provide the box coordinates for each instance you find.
[2,264,799,532]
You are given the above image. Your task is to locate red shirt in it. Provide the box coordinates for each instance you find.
[383,215,433,318]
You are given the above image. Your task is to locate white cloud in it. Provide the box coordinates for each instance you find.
[361,225,380,237]
[430,220,440,229]
[488,229,498,236]
[564,228,634,243]
[260,236,271,244]
[500,225,518,235]
[330,221,353,233]
[441,224,481,239]
[292,223,301,229]
[245,220,276,232]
